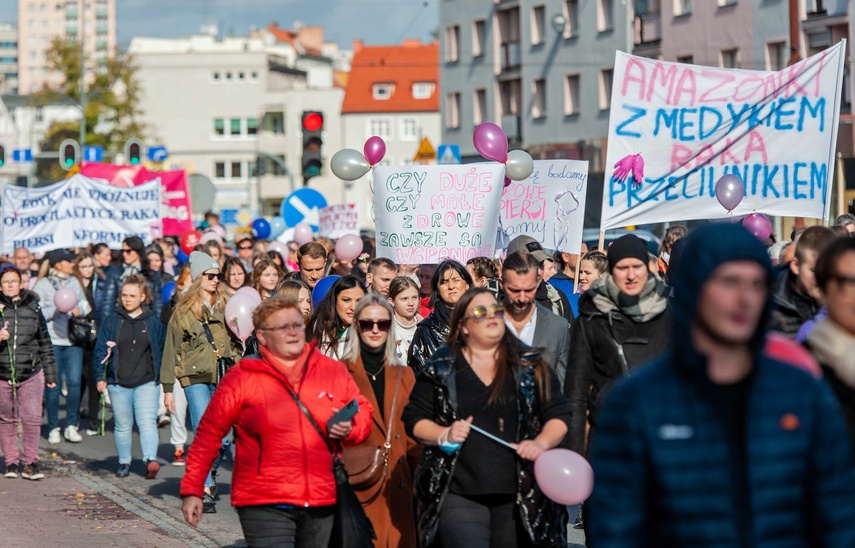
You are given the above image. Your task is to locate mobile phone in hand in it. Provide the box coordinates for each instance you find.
[327,398,359,430]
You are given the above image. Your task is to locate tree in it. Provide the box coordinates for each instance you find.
[33,38,145,183]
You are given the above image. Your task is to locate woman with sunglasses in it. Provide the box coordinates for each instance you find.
[161,251,240,514]
[222,257,248,295]
[340,293,418,547]
[307,275,366,360]
[403,287,572,548]
[407,261,472,374]
[251,259,283,301]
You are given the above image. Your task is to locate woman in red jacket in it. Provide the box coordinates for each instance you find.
[180,294,373,547]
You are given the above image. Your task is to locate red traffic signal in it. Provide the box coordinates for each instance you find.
[302,112,323,132]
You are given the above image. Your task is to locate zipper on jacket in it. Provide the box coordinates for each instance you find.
[297,390,311,507]
[256,433,263,475]
[114,319,124,385]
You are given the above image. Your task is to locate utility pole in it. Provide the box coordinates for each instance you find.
[79,0,87,148]
[789,0,801,65]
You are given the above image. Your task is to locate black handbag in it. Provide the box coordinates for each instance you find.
[201,320,234,383]
[282,371,376,548]
[68,315,97,347]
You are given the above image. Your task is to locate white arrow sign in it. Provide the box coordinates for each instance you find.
[288,194,321,226]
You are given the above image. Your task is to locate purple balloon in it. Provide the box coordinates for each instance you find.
[743,213,772,241]
[235,286,262,307]
[294,223,314,245]
[473,122,508,163]
[363,136,386,166]
[335,234,364,261]
[53,287,78,314]
[715,174,745,212]
[224,293,257,342]
[534,449,594,506]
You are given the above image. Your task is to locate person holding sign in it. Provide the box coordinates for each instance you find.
[402,287,571,548]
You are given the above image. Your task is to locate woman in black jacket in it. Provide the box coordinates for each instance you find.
[0,265,57,481]
[407,260,472,375]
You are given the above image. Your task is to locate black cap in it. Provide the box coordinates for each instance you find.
[48,249,76,266]
[607,235,649,272]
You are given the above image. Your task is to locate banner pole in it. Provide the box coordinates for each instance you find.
[836,152,845,222]
[598,230,605,252]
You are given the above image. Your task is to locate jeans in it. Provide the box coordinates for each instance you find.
[0,370,45,465]
[107,381,159,464]
[169,381,188,447]
[438,493,531,548]
[237,505,334,548]
[45,344,84,430]
[184,382,228,488]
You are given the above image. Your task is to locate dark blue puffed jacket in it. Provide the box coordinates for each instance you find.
[586,224,855,547]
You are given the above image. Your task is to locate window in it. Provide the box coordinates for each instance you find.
[677,55,694,64]
[412,82,434,99]
[214,118,225,136]
[251,71,259,80]
[225,71,233,81]
[599,68,613,111]
[446,92,461,129]
[238,71,245,81]
[472,19,486,57]
[373,83,393,100]
[444,25,460,62]
[247,118,259,136]
[564,74,580,115]
[766,42,786,71]
[215,162,226,178]
[717,0,737,5]
[230,162,242,178]
[212,71,220,82]
[230,118,241,136]
[808,30,831,56]
[369,119,391,138]
[473,88,487,125]
[597,0,614,32]
[401,119,418,141]
[532,78,546,118]
[721,48,740,69]
[563,0,579,37]
[263,111,285,134]
[673,0,692,16]
[531,5,545,45]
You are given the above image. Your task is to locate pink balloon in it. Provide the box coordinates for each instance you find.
[235,286,262,307]
[473,122,508,163]
[363,136,386,166]
[294,223,314,245]
[199,230,222,245]
[267,241,286,256]
[334,234,364,261]
[53,287,78,314]
[715,174,745,212]
[743,213,772,241]
[534,449,594,505]
[224,293,257,342]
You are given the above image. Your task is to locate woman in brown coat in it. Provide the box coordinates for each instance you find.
[341,292,418,548]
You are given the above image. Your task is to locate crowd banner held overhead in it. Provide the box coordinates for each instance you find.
[600,41,846,231]
[500,160,589,254]
[1,174,162,254]
[374,163,505,264]
[318,204,361,239]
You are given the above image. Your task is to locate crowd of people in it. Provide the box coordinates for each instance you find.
[2,209,855,546]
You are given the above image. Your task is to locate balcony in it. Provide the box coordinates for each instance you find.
[633,13,661,56]
[500,41,521,71]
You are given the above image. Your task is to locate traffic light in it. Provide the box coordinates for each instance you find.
[59,139,80,170]
[301,111,323,185]
[124,138,144,165]
[0,144,5,168]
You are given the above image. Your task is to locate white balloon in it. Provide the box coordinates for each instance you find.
[330,149,371,181]
[506,150,534,181]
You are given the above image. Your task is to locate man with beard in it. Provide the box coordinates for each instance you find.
[502,252,571,390]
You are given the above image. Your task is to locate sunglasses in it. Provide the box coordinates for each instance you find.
[358,319,392,333]
[238,243,253,250]
[121,249,134,254]
[465,303,505,323]
[203,272,222,281]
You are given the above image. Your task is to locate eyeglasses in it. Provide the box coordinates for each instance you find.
[203,272,222,281]
[238,243,253,250]
[465,303,505,323]
[262,322,304,333]
[358,319,392,332]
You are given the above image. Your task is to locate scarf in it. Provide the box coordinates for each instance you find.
[806,318,855,388]
[589,274,669,323]
[122,263,141,279]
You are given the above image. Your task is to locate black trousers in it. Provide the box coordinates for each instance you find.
[237,505,334,548]
[438,493,533,548]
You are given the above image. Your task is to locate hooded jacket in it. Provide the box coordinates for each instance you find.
[407,300,452,375]
[93,308,165,387]
[0,291,57,385]
[586,224,855,547]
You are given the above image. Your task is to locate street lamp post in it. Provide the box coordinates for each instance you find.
[79,0,86,149]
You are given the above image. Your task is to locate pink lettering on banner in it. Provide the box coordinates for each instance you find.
[501,182,547,221]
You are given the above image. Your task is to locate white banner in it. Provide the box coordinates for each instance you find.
[500,160,589,254]
[374,164,505,264]
[319,204,360,239]
[2,174,162,254]
[601,42,846,230]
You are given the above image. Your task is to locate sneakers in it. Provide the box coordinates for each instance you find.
[202,492,216,514]
[4,463,18,478]
[85,429,100,436]
[21,463,43,480]
[157,415,171,428]
[144,459,160,480]
[47,427,61,444]
[116,463,130,478]
[63,425,82,443]
[172,448,185,466]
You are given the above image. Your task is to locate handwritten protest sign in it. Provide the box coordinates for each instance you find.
[1,174,162,254]
[601,41,846,230]
[374,164,505,264]
[319,204,361,239]
[501,160,589,254]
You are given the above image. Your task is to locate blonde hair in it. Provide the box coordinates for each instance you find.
[174,273,230,320]
[342,293,398,365]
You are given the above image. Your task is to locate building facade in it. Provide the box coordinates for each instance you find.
[0,24,18,95]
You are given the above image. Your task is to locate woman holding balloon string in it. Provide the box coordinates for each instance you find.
[251,259,283,301]
[402,287,571,548]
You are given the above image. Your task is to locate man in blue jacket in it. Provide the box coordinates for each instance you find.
[587,223,855,546]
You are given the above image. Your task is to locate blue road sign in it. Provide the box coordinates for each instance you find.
[83,145,104,162]
[12,149,33,162]
[437,144,461,164]
[148,146,169,162]
[281,188,327,230]
[220,208,239,225]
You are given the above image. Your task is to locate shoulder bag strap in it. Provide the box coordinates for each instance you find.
[200,320,222,359]
[378,366,403,473]
[283,381,336,456]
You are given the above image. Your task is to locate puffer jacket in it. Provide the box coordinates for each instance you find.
[99,266,162,325]
[402,344,570,548]
[160,304,240,391]
[93,308,165,386]
[179,343,373,507]
[0,291,57,385]
[769,267,821,338]
[407,301,452,375]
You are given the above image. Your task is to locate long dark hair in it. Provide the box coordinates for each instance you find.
[429,260,473,308]
[306,275,367,356]
[447,287,551,404]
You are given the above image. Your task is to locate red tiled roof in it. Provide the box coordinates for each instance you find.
[267,23,323,57]
[342,40,439,114]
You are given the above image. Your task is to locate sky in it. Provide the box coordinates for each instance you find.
[0,0,439,50]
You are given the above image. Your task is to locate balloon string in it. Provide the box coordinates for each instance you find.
[553,190,580,250]
[468,423,517,451]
